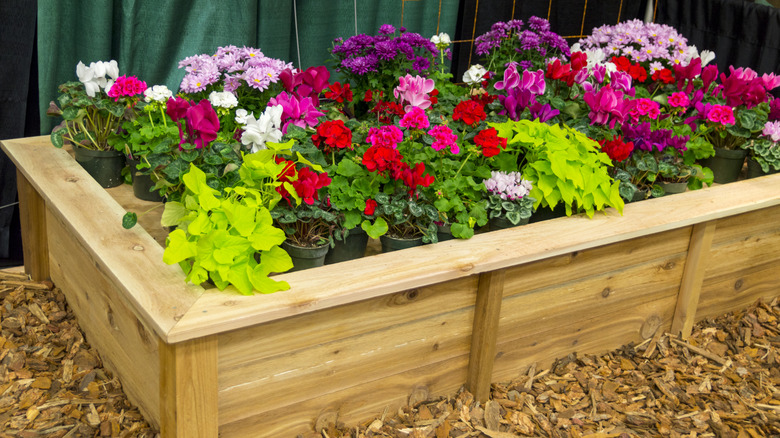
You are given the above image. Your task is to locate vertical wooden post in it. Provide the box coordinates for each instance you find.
[16,169,49,281]
[466,269,506,402]
[160,336,219,438]
[671,221,716,339]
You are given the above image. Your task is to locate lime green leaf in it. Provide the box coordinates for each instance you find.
[257,245,294,274]
[161,201,187,227]
[362,217,388,239]
[163,229,197,264]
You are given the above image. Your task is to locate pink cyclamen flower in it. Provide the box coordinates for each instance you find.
[668,91,690,108]
[399,106,430,130]
[494,63,521,91]
[107,76,147,101]
[183,99,220,149]
[762,120,780,142]
[394,74,435,112]
[427,125,459,154]
[762,73,780,91]
[582,85,633,129]
[366,125,404,149]
[706,104,735,125]
[520,69,546,95]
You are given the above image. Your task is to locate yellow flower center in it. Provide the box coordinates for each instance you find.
[250,53,256,57]
[196,82,202,87]
[253,78,261,83]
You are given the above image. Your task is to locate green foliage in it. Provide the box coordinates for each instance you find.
[492,120,624,218]
[161,145,302,295]
[47,81,132,151]
[485,195,535,225]
[747,139,780,173]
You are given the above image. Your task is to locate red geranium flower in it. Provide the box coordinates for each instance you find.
[546,59,572,82]
[628,63,648,83]
[370,100,405,124]
[651,68,675,84]
[325,81,354,103]
[611,56,632,72]
[364,199,377,215]
[362,144,404,175]
[598,136,634,162]
[473,127,507,158]
[312,120,352,153]
[452,100,486,126]
[399,162,434,195]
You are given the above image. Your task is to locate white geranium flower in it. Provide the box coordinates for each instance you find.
[234,108,249,124]
[208,91,238,109]
[143,85,173,102]
[241,105,283,153]
[430,32,451,48]
[463,64,487,86]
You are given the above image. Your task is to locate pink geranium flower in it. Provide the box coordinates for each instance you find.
[427,125,458,154]
[705,104,735,125]
[399,106,430,130]
[668,91,690,108]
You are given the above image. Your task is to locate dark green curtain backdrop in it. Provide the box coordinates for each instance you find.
[38,0,460,134]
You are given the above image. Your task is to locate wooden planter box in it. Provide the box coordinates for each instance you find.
[3,136,780,437]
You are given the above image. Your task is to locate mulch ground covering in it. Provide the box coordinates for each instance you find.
[2,270,780,437]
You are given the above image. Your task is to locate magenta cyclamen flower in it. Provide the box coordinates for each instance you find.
[184,100,220,149]
[762,73,780,91]
[280,66,331,105]
[107,76,147,101]
[583,86,633,129]
[705,104,735,125]
[366,125,404,149]
[268,92,325,133]
[394,74,435,112]
[399,107,430,130]
[494,63,520,91]
[427,125,458,154]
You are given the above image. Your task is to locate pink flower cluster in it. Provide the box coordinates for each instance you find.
[107,76,147,101]
[704,104,735,125]
[366,125,404,149]
[427,125,458,154]
[762,121,780,142]
[399,107,430,130]
[629,98,660,122]
[667,91,690,108]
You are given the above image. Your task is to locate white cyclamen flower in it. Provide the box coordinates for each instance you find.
[241,105,283,153]
[463,64,487,85]
[699,50,716,66]
[76,60,119,97]
[208,90,238,109]
[144,85,173,102]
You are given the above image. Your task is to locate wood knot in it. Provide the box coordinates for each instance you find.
[601,287,612,298]
[222,300,237,307]
[106,306,119,331]
[640,315,662,339]
[734,279,744,291]
[132,245,144,251]
[663,261,676,270]
[405,290,419,300]
[458,262,475,272]
[66,176,79,183]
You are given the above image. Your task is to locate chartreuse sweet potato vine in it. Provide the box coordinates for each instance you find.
[160,140,312,295]
[491,120,624,218]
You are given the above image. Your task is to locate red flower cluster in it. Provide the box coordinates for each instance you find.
[364,199,377,215]
[324,81,353,103]
[611,56,648,83]
[312,120,352,153]
[545,52,588,87]
[598,136,634,162]
[362,144,404,176]
[399,162,434,195]
[452,100,486,126]
[470,92,497,107]
[276,160,331,205]
[473,127,507,157]
[369,100,406,124]
[651,68,675,84]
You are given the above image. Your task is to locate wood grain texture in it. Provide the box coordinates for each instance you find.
[466,270,505,402]
[16,169,49,281]
[1,137,203,341]
[217,283,475,426]
[708,204,780,246]
[160,336,219,438]
[698,262,780,321]
[219,354,469,437]
[671,222,717,338]
[47,209,161,426]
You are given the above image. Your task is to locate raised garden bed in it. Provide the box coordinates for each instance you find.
[3,136,780,437]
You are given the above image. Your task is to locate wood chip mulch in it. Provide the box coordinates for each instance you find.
[0,271,157,437]
[3,270,780,438]
[320,298,780,438]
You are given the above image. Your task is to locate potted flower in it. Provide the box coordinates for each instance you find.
[744,120,780,178]
[110,84,179,201]
[47,60,146,187]
[270,158,336,271]
[483,170,535,230]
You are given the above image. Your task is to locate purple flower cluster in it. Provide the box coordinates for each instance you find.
[578,19,692,67]
[331,27,438,77]
[177,45,293,94]
[474,17,569,72]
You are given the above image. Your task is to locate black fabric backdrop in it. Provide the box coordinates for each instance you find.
[655,0,780,77]
[0,0,38,266]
